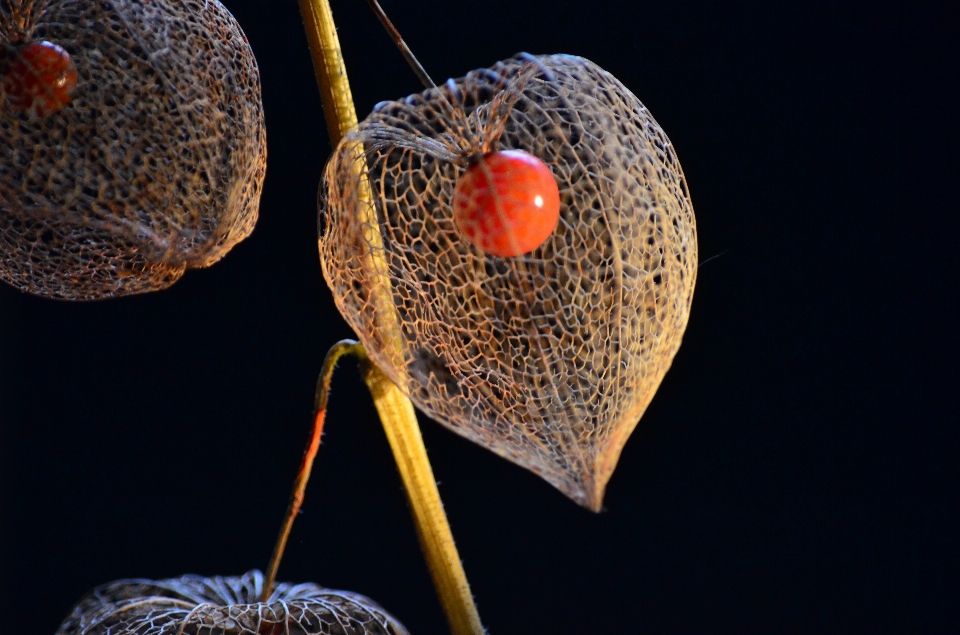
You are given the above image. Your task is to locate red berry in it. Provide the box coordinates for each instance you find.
[3,41,78,118]
[452,149,561,257]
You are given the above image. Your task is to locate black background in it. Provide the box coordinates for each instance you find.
[1,1,958,633]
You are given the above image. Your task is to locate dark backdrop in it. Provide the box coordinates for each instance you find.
[1,1,958,633]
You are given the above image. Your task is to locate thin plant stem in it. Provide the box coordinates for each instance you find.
[356,348,484,635]
[262,339,362,602]
[295,1,485,633]
[364,0,436,89]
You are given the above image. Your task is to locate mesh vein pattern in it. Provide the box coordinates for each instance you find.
[0,0,266,299]
[320,54,697,510]
[56,570,410,635]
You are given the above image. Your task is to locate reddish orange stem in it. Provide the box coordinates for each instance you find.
[261,340,361,601]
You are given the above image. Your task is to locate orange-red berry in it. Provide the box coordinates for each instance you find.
[452,149,561,257]
[2,41,78,118]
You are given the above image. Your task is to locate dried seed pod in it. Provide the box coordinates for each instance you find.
[56,570,410,635]
[320,54,697,510]
[0,0,265,299]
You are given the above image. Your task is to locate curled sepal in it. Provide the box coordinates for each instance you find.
[56,570,410,635]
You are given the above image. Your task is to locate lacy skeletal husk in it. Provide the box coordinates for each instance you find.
[320,54,697,510]
[0,0,265,299]
[56,570,409,635]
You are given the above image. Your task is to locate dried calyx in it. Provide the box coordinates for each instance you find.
[320,53,697,510]
[55,570,410,635]
[0,0,265,299]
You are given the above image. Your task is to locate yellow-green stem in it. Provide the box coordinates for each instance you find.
[359,352,485,635]
[296,1,484,633]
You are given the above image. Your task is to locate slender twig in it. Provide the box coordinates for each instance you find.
[295,1,484,633]
[364,0,436,89]
[262,339,362,602]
